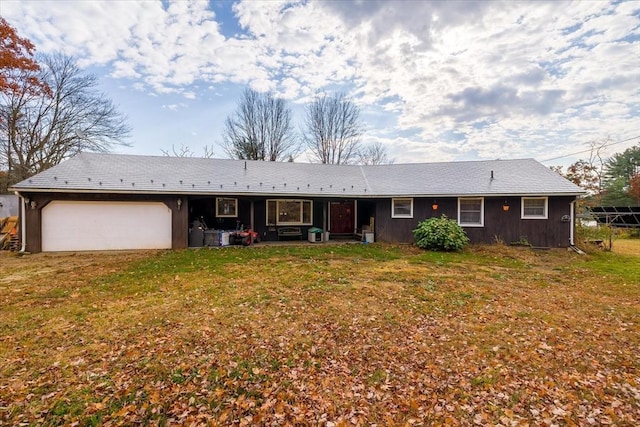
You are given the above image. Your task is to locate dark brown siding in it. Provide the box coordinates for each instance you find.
[375,197,453,243]
[23,193,577,252]
[172,197,188,249]
[374,196,576,247]
[22,192,188,253]
[253,199,267,239]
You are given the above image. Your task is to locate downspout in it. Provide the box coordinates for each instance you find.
[16,192,27,252]
[570,200,576,246]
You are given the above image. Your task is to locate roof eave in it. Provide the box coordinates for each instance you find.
[11,187,585,198]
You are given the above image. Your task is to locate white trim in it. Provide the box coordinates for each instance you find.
[266,200,276,225]
[216,197,238,217]
[570,200,575,246]
[521,196,548,219]
[392,198,413,218]
[266,199,313,226]
[458,197,484,227]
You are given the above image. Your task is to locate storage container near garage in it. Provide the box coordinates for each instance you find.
[204,230,218,246]
[204,230,230,247]
[189,221,205,247]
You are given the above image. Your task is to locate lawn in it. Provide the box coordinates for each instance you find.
[1,241,639,426]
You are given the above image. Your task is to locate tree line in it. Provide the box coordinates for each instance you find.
[551,139,640,207]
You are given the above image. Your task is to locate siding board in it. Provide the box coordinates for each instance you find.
[376,196,575,247]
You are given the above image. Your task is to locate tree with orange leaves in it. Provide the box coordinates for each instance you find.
[0,17,49,96]
[629,174,640,206]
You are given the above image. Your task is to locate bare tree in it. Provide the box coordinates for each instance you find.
[550,137,615,206]
[0,53,130,187]
[161,143,216,158]
[358,142,394,165]
[586,137,611,191]
[222,88,298,161]
[303,92,362,164]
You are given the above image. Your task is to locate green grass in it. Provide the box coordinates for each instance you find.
[0,242,639,425]
[576,251,640,283]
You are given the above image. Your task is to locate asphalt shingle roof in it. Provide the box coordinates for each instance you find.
[11,152,584,197]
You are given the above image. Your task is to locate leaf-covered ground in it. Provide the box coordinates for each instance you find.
[1,242,639,426]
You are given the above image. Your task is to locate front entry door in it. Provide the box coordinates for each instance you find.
[330,201,355,234]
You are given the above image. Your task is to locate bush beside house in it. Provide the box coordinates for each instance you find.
[413,215,470,251]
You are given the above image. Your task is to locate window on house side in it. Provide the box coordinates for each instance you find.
[266,199,313,225]
[302,200,312,224]
[392,198,413,218]
[458,198,484,227]
[216,198,238,217]
[522,197,548,219]
[266,200,277,225]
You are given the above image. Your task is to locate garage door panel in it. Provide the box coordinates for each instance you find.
[42,201,172,251]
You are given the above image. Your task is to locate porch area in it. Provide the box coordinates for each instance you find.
[185,196,376,248]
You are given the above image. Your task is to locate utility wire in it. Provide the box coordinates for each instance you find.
[539,135,640,163]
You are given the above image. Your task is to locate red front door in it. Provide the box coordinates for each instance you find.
[330,201,354,234]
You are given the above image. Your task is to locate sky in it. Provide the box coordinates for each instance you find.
[2,0,639,167]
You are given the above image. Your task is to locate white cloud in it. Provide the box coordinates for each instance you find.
[2,0,638,164]
[162,103,187,111]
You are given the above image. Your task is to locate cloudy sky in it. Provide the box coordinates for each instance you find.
[2,0,639,166]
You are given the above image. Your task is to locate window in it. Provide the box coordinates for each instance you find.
[392,198,413,218]
[266,199,313,225]
[302,200,312,224]
[279,200,301,223]
[267,200,277,225]
[458,197,484,227]
[216,198,237,217]
[522,197,548,219]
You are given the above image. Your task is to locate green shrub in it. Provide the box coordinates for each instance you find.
[413,215,470,251]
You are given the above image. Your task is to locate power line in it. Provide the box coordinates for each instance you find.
[539,135,640,163]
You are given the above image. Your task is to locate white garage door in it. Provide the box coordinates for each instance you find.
[42,201,172,251]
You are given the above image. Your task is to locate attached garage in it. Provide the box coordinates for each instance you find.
[41,201,172,251]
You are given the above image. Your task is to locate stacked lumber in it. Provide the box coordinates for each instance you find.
[0,216,19,251]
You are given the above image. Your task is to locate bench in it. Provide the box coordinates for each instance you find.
[277,227,302,240]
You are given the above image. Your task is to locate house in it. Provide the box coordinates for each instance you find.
[10,153,584,252]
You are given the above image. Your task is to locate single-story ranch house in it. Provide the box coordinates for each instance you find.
[10,153,584,253]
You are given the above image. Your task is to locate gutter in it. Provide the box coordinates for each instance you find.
[9,187,586,199]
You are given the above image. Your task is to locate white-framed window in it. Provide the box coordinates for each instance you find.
[458,197,484,227]
[216,197,237,217]
[267,200,277,225]
[521,197,548,219]
[266,199,313,225]
[392,198,413,218]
